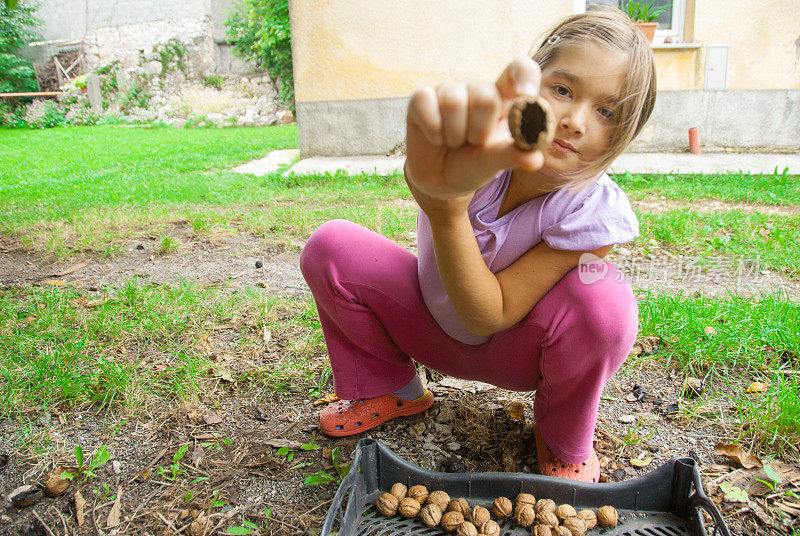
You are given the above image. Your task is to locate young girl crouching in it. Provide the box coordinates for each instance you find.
[300,8,656,483]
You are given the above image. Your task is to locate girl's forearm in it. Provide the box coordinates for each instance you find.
[427,211,504,336]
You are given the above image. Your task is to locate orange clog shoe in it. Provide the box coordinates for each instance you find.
[319,390,434,437]
[534,423,601,483]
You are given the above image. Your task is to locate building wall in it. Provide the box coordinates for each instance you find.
[290,0,800,155]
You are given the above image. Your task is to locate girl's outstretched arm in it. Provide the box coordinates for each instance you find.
[405,57,612,336]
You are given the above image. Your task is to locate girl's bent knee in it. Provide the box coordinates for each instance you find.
[300,219,354,278]
[565,262,639,350]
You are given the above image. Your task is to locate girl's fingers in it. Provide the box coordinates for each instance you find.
[495,56,542,107]
[436,82,469,149]
[407,86,443,146]
[466,83,501,146]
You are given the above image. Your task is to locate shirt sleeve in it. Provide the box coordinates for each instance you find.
[541,181,640,251]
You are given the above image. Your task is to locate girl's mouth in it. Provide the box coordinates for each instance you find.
[551,139,577,154]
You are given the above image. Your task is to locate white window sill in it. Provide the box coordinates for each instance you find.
[652,42,702,50]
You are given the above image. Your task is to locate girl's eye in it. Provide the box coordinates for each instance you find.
[551,84,571,98]
[598,107,615,121]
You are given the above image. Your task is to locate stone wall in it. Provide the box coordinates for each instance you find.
[32,0,249,75]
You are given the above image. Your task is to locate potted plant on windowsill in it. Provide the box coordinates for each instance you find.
[620,1,669,43]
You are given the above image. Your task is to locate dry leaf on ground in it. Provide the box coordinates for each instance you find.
[203,411,223,425]
[263,438,303,450]
[714,443,763,468]
[313,393,340,406]
[106,485,122,527]
[75,490,86,526]
[503,399,526,423]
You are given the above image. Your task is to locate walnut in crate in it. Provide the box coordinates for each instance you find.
[535,498,556,515]
[535,510,559,528]
[577,509,597,529]
[492,496,512,518]
[420,504,443,528]
[375,492,399,516]
[597,505,619,528]
[456,521,478,536]
[469,505,491,526]
[407,484,429,504]
[389,482,407,500]
[556,504,577,522]
[554,527,572,536]
[480,519,501,536]
[514,503,536,528]
[427,490,451,511]
[533,525,554,536]
[398,497,421,518]
[562,516,588,536]
[448,497,470,516]
[515,492,536,510]
[441,511,465,533]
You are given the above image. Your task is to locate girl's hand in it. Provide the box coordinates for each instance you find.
[405,56,546,215]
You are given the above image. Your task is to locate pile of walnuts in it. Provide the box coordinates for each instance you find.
[375,483,619,536]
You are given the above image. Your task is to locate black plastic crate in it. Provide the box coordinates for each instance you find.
[322,439,730,536]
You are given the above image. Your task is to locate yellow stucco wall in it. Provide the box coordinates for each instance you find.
[290,0,800,102]
[655,0,800,90]
[289,0,574,103]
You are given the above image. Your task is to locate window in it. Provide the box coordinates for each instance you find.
[584,1,687,43]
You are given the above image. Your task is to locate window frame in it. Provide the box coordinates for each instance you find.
[579,0,688,44]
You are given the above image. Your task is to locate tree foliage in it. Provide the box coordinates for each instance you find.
[0,1,39,93]
[226,0,294,110]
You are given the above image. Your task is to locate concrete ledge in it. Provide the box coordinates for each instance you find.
[232,149,299,176]
[282,152,800,176]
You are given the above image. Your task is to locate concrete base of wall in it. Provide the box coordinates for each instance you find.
[297,90,800,156]
[630,90,800,152]
[297,97,409,157]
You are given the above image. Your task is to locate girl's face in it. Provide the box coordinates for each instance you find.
[537,42,629,179]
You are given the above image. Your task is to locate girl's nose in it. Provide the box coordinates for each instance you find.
[560,105,588,136]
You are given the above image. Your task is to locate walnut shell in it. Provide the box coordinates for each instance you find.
[535,510,559,528]
[515,492,536,509]
[408,485,429,504]
[448,497,470,516]
[562,516,588,536]
[480,519,500,536]
[577,509,597,530]
[492,496,512,518]
[554,527,572,536]
[375,492,399,516]
[420,504,443,527]
[535,498,556,515]
[390,482,407,500]
[470,505,490,526]
[533,525,554,536]
[427,490,451,511]
[456,521,478,536]
[597,506,618,528]
[514,503,536,528]
[441,511,465,533]
[556,504,577,521]
[508,96,556,152]
[398,497,421,518]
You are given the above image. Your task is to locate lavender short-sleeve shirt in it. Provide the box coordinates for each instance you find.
[417,170,639,345]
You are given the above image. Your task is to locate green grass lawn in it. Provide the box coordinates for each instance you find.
[1,125,798,451]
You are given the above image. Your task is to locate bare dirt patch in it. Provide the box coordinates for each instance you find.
[631,197,800,216]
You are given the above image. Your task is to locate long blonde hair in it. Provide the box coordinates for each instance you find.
[530,8,657,190]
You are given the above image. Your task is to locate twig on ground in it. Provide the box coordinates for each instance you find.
[48,504,68,536]
[31,509,57,536]
[157,512,180,534]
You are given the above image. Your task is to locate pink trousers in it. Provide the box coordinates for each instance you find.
[300,219,639,463]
